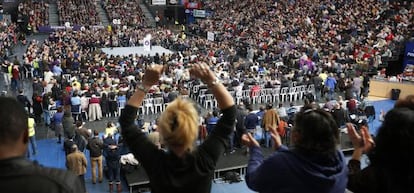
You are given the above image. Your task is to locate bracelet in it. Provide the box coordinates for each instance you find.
[136,83,149,93]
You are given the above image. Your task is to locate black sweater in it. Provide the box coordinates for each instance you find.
[119,104,236,193]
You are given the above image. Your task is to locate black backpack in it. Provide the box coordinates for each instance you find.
[222,171,242,183]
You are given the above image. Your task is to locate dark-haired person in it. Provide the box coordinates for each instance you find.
[261,104,280,148]
[243,105,347,193]
[0,97,83,192]
[347,95,414,193]
[119,63,235,193]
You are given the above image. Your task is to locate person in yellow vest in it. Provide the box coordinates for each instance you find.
[27,115,37,157]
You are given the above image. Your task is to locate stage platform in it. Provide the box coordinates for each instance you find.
[101,46,174,57]
[124,148,276,193]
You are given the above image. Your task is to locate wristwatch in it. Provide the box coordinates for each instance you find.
[136,83,149,93]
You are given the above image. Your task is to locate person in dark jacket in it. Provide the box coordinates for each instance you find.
[16,89,32,112]
[0,97,83,192]
[242,104,347,193]
[62,109,75,138]
[87,130,105,184]
[119,64,235,193]
[347,95,414,193]
[105,143,121,193]
[32,92,43,123]
[234,104,247,149]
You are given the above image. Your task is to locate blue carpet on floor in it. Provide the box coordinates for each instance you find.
[370,99,395,135]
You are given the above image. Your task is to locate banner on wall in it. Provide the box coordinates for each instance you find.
[403,41,414,69]
[152,0,167,5]
[193,9,206,18]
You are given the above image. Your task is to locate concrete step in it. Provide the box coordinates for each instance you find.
[138,4,156,28]
[48,3,59,25]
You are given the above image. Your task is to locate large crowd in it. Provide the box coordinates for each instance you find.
[17,0,49,32]
[102,0,147,28]
[57,0,101,26]
[1,0,414,193]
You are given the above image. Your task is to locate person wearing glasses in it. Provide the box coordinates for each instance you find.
[119,63,236,193]
[242,104,347,193]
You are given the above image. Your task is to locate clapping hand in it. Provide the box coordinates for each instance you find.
[142,64,164,87]
[241,133,260,148]
[346,123,375,153]
[188,63,216,86]
[269,127,282,150]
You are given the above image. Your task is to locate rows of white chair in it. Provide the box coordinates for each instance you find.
[191,84,315,110]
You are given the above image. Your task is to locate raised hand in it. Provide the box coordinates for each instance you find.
[346,123,375,153]
[242,133,260,148]
[269,127,282,150]
[142,64,164,87]
[188,63,216,86]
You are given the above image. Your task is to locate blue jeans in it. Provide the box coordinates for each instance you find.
[108,166,120,182]
[29,136,37,154]
[26,136,37,157]
[43,110,50,125]
[11,79,19,91]
[262,130,272,148]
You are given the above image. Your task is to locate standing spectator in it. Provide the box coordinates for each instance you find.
[352,75,363,100]
[362,73,370,98]
[261,104,280,148]
[100,93,110,118]
[0,97,83,192]
[277,103,288,120]
[206,110,219,135]
[245,105,259,134]
[347,95,414,193]
[119,64,236,193]
[242,105,347,193]
[70,92,82,121]
[89,94,102,121]
[16,90,32,112]
[32,93,43,123]
[325,73,337,100]
[10,64,20,92]
[42,93,52,126]
[62,109,75,138]
[66,144,88,193]
[27,113,37,156]
[234,103,247,149]
[87,130,105,184]
[105,143,122,193]
[331,103,348,128]
[52,106,64,143]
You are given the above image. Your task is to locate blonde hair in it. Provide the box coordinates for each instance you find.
[158,97,199,151]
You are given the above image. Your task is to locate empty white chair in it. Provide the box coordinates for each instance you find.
[203,94,216,109]
[153,97,164,113]
[279,87,289,102]
[143,98,154,115]
[117,101,126,116]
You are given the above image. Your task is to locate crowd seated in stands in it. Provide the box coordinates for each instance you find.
[192,0,413,70]
[103,0,147,28]
[18,0,49,31]
[57,0,101,26]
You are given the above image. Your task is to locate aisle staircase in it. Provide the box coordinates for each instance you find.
[139,2,156,28]
[96,0,110,26]
[48,3,59,26]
